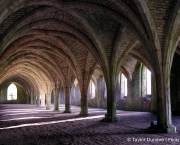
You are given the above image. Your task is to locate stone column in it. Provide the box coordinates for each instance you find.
[75,85,81,105]
[155,73,176,133]
[54,87,60,111]
[33,95,36,105]
[87,85,90,99]
[70,85,75,103]
[150,76,156,112]
[115,74,121,103]
[80,95,88,116]
[30,91,33,104]
[64,86,71,113]
[102,74,119,122]
[40,92,45,107]
[0,89,2,104]
[79,87,89,116]
[46,91,51,110]
[37,94,40,107]
[179,73,180,95]
[96,77,102,107]
[59,87,64,104]
[27,94,30,104]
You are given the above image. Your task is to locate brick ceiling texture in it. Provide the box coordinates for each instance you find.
[0,0,180,93]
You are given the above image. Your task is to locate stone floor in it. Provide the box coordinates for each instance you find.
[0,104,180,145]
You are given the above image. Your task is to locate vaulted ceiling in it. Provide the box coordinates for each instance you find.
[0,0,180,95]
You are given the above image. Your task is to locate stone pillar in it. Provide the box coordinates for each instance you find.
[54,87,60,111]
[59,87,64,104]
[30,90,33,104]
[155,73,176,133]
[178,75,180,113]
[96,77,102,107]
[30,97,33,104]
[116,74,121,101]
[46,91,51,110]
[79,87,88,116]
[33,95,36,105]
[102,75,119,122]
[74,85,81,105]
[1,88,6,103]
[129,63,142,110]
[27,95,30,104]
[0,89,2,104]
[37,94,40,107]
[64,86,71,113]
[80,96,88,116]
[70,85,75,103]
[150,76,156,112]
[40,92,45,107]
[0,88,4,104]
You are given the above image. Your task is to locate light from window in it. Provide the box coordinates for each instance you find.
[89,80,95,99]
[74,79,78,87]
[146,68,151,95]
[121,74,127,97]
[104,84,107,99]
[7,83,17,100]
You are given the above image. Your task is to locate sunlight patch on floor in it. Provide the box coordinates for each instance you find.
[0,115,105,130]
[0,116,51,121]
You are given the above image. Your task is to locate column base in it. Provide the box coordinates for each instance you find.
[148,122,176,133]
[166,125,176,133]
[64,110,71,113]
[101,114,119,122]
[46,107,51,110]
[78,113,89,117]
[54,109,60,112]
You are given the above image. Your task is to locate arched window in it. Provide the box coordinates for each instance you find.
[89,80,95,99]
[121,73,127,98]
[141,66,151,97]
[104,83,107,99]
[74,78,78,87]
[146,68,151,95]
[7,83,17,100]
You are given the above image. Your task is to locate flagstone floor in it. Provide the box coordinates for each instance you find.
[0,104,180,145]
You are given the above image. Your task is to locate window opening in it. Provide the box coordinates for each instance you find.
[104,83,107,99]
[7,83,17,100]
[121,73,127,97]
[146,68,151,95]
[89,80,95,99]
